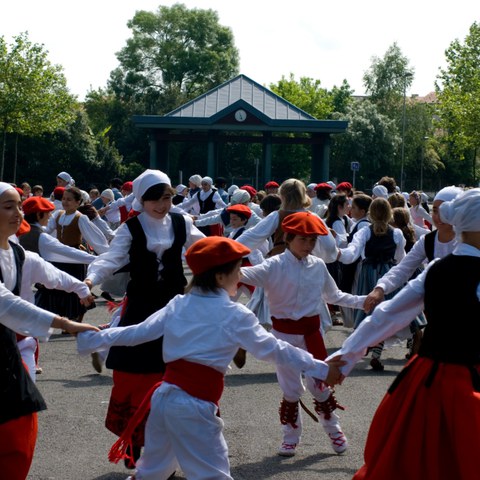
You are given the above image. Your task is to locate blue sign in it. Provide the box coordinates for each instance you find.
[351,161,360,171]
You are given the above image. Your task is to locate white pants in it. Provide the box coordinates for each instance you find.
[135,383,233,480]
[273,330,338,445]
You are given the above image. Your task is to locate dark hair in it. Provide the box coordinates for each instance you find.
[185,258,241,293]
[65,187,82,202]
[316,188,332,201]
[260,194,281,215]
[352,193,372,213]
[24,212,39,224]
[110,178,123,189]
[214,177,227,188]
[78,204,98,221]
[377,176,397,194]
[392,207,415,246]
[326,194,348,227]
[142,183,176,201]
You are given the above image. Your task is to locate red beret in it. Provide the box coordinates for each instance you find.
[226,204,252,219]
[22,197,55,216]
[240,185,257,199]
[15,187,24,197]
[336,182,352,191]
[16,218,31,237]
[265,181,279,189]
[282,211,329,236]
[186,237,251,276]
[315,182,333,191]
[53,186,65,196]
[122,181,133,192]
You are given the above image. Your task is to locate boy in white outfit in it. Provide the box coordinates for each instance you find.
[77,236,345,480]
[240,211,367,457]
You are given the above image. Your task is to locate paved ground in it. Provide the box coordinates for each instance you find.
[28,296,408,480]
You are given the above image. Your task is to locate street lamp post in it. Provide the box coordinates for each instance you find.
[400,72,413,192]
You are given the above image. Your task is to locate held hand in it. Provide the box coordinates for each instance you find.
[51,316,100,334]
[325,355,347,387]
[84,279,93,291]
[80,294,95,307]
[364,287,385,313]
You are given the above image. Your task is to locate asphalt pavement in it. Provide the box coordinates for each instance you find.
[28,295,408,480]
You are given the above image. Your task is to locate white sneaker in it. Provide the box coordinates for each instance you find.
[328,430,348,454]
[278,442,297,457]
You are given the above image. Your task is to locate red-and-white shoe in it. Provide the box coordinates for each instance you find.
[328,431,348,454]
[278,442,297,457]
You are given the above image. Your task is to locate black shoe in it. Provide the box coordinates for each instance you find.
[100,291,116,302]
[124,445,141,470]
[370,358,384,371]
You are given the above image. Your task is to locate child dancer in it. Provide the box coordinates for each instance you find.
[240,212,367,457]
[328,188,480,480]
[0,182,98,480]
[338,197,406,370]
[84,169,204,467]
[77,236,346,480]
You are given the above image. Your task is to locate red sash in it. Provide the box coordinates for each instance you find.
[272,315,327,360]
[109,359,224,465]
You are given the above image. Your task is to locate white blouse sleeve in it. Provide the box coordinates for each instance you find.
[0,282,55,340]
[78,215,110,254]
[339,226,370,264]
[184,215,206,248]
[393,228,406,263]
[38,234,95,264]
[332,219,348,248]
[86,223,132,285]
[236,212,279,251]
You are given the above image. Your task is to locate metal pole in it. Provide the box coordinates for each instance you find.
[400,81,407,192]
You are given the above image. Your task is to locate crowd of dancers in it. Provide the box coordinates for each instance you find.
[1,169,479,480]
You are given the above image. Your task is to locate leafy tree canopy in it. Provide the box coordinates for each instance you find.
[109,3,239,114]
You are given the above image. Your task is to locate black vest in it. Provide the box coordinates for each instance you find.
[424,230,437,262]
[0,242,46,424]
[19,224,43,254]
[106,213,187,373]
[420,254,480,364]
[363,226,396,265]
[197,190,216,214]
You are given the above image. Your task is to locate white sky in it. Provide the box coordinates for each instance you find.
[0,1,476,101]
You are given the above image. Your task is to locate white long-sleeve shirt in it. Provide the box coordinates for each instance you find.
[327,243,480,376]
[338,225,406,265]
[376,232,457,295]
[29,223,95,264]
[47,210,109,254]
[77,287,329,380]
[178,189,226,215]
[240,249,366,320]
[410,205,433,228]
[235,210,339,264]
[0,282,54,341]
[331,218,348,248]
[0,246,91,305]
[86,212,204,286]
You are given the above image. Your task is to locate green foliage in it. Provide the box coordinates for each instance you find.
[331,100,400,191]
[363,42,414,117]
[0,32,77,180]
[435,21,480,185]
[109,3,239,114]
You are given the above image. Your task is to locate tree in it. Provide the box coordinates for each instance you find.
[331,100,400,191]
[109,3,240,114]
[363,42,414,118]
[435,21,480,186]
[0,32,77,181]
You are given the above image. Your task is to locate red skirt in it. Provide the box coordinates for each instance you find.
[0,413,38,480]
[354,356,480,480]
[106,370,163,446]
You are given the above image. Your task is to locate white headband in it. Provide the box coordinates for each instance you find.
[0,182,15,197]
[439,188,480,233]
[132,169,171,211]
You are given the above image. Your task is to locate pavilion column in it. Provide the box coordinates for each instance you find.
[263,131,272,186]
[311,134,330,182]
[150,131,170,171]
[207,131,217,177]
